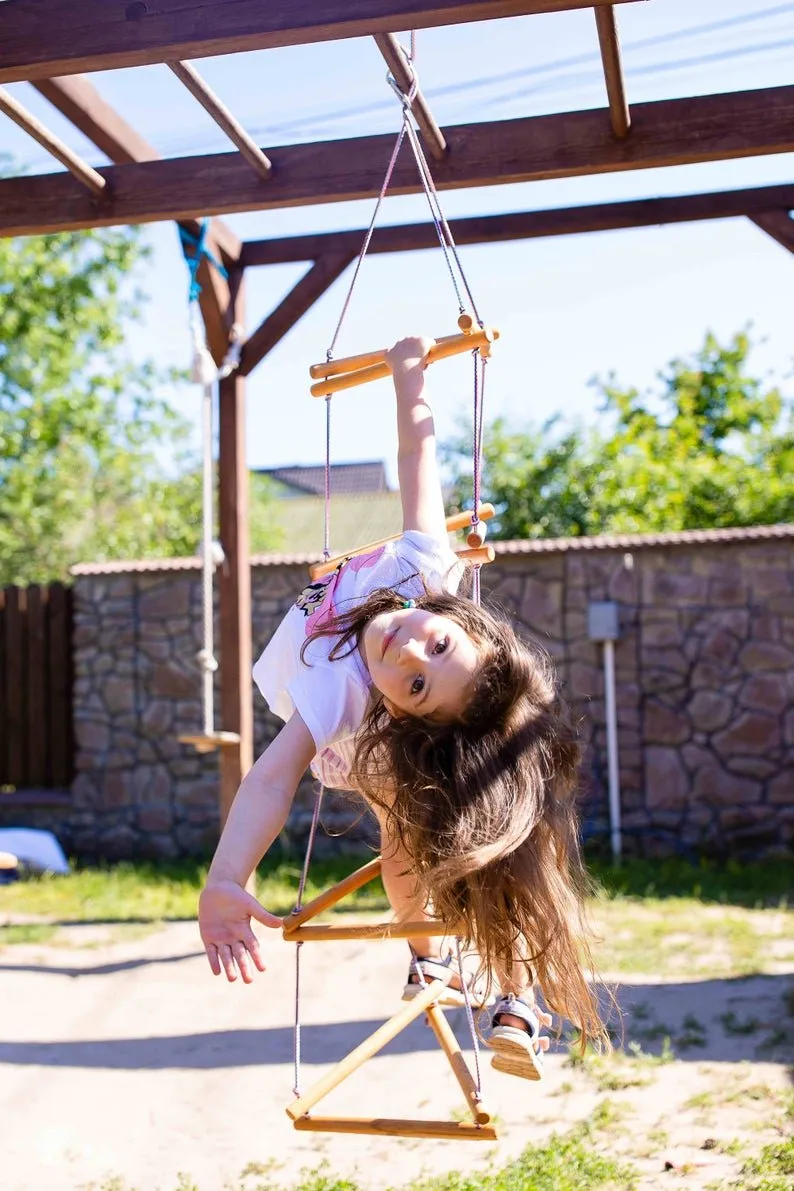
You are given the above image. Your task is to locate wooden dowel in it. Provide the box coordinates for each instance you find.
[373,33,447,161]
[0,85,106,196]
[283,918,457,943]
[308,504,495,581]
[309,330,479,381]
[285,980,447,1121]
[425,1005,492,1126]
[167,61,273,179]
[282,857,382,931]
[310,328,498,397]
[594,6,631,139]
[458,546,495,567]
[292,1116,498,1140]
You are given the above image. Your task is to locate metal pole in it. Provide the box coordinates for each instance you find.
[603,639,622,863]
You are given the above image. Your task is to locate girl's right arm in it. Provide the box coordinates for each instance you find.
[198,711,316,983]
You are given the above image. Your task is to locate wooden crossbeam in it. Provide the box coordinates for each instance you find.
[240,184,794,266]
[0,84,106,195]
[373,33,446,159]
[594,5,630,138]
[166,61,273,180]
[33,73,241,364]
[239,252,356,376]
[293,1117,498,1140]
[4,87,794,239]
[0,1,638,83]
[750,209,794,255]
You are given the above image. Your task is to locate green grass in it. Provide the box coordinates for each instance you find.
[587,854,793,909]
[719,1137,794,1190]
[0,922,56,945]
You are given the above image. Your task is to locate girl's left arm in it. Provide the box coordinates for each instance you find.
[385,336,448,543]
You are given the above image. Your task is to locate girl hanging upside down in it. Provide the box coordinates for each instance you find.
[198,336,607,1080]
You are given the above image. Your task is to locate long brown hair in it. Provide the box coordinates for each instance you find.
[306,578,607,1047]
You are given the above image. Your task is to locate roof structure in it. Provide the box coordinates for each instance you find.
[3,0,792,820]
[258,461,390,497]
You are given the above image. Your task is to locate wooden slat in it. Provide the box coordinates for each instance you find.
[25,586,47,788]
[283,919,456,942]
[167,61,273,180]
[425,1004,492,1125]
[4,588,26,788]
[0,2,636,83]
[239,252,356,376]
[0,589,6,785]
[282,857,383,931]
[373,33,446,159]
[0,84,107,195]
[594,5,630,138]
[241,184,794,265]
[750,210,794,254]
[293,1116,498,1140]
[4,87,794,238]
[48,583,73,789]
[218,274,253,824]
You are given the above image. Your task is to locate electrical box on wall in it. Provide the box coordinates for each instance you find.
[587,601,620,642]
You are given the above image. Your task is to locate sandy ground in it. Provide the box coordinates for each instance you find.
[1,920,792,1191]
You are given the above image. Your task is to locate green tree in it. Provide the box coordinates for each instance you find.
[442,331,793,539]
[0,226,281,585]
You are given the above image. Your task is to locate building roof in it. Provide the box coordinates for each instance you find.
[256,462,389,497]
[70,522,794,576]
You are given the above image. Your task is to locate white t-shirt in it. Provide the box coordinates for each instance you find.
[253,531,461,785]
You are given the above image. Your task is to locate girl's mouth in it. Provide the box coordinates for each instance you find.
[382,626,398,661]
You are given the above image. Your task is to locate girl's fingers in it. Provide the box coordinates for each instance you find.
[538,1036,550,1052]
[232,942,254,984]
[243,931,267,973]
[206,944,221,976]
[218,943,238,982]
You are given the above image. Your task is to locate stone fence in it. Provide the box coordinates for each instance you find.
[2,525,791,861]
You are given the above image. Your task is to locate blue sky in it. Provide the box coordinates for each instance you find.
[4,0,794,486]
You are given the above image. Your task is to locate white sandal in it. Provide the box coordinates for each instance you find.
[488,995,544,1081]
[401,955,492,1010]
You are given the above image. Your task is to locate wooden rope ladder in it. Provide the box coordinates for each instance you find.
[285,32,500,1141]
[282,857,497,1141]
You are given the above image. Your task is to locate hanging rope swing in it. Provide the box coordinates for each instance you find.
[282,36,501,1141]
[177,221,243,755]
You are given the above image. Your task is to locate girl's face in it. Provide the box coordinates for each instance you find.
[361,606,480,721]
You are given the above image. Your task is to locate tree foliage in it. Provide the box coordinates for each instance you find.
[0,226,279,586]
[443,332,794,539]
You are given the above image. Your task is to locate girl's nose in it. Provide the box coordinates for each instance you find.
[399,637,424,663]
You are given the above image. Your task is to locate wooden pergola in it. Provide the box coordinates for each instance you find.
[2,0,793,821]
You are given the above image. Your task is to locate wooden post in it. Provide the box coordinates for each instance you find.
[217,268,252,824]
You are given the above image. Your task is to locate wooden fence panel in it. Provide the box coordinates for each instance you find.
[0,582,74,790]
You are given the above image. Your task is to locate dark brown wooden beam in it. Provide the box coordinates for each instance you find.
[240,185,794,266]
[239,251,357,376]
[373,32,446,160]
[750,209,794,254]
[3,87,794,239]
[0,1,637,83]
[33,73,241,363]
[217,271,253,823]
[594,5,630,138]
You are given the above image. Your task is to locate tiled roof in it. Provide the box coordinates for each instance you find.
[70,522,794,576]
[256,461,389,496]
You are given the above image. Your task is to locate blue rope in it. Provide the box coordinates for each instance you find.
[179,219,228,303]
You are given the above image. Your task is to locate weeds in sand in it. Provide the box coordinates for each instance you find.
[0,922,56,946]
[719,1011,761,1036]
[719,1137,794,1190]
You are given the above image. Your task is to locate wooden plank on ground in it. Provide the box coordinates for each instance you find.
[0,2,634,82]
[2,87,794,237]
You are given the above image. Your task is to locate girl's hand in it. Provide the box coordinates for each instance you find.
[385,336,435,376]
[198,878,282,983]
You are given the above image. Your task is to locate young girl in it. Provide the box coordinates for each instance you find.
[198,336,605,1081]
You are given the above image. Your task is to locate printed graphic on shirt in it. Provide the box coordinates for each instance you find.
[295,574,335,619]
[299,545,388,637]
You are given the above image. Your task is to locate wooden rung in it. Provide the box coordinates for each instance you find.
[309,329,474,380]
[293,1116,498,1140]
[283,857,382,930]
[308,505,495,581]
[425,1004,493,1126]
[458,545,495,567]
[282,918,458,943]
[310,328,499,397]
[178,731,241,754]
[286,980,447,1120]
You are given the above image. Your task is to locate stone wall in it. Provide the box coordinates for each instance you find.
[1,528,791,860]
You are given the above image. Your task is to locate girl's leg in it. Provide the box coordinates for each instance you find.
[379,823,438,960]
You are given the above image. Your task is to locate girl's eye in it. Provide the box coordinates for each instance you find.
[433,636,449,655]
[410,675,425,696]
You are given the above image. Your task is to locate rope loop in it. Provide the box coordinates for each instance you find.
[179,218,228,304]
